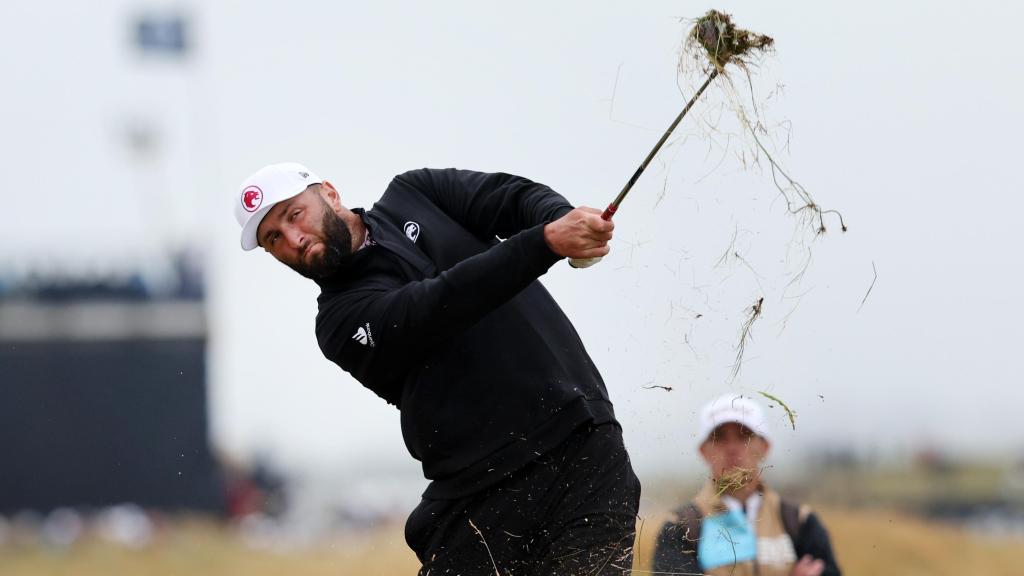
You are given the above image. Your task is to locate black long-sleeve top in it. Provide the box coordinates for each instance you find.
[313,168,617,499]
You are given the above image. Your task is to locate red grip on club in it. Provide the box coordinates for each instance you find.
[601,203,618,221]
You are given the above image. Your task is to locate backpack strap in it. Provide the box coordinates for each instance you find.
[779,498,803,544]
[676,502,703,543]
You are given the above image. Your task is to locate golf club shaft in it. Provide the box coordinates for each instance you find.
[600,68,719,221]
[569,70,718,269]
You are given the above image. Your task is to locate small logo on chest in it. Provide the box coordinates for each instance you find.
[404,221,421,243]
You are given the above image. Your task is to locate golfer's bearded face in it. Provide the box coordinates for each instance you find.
[257,188,354,279]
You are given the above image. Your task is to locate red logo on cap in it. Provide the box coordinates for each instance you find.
[242,186,263,212]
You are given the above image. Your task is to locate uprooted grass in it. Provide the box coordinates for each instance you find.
[758,390,797,430]
[714,466,759,497]
[730,296,764,381]
[680,10,847,237]
[689,9,774,73]
[668,11,848,380]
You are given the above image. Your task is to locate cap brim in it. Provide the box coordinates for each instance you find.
[240,204,275,251]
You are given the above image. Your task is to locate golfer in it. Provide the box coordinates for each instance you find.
[651,393,840,575]
[233,163,640,574]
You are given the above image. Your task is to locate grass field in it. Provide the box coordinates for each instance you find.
[1,506,1021,575]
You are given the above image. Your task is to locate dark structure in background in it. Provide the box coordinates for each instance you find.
[0,259,224,514]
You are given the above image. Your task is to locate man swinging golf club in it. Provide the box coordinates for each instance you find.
[233,163,640,575]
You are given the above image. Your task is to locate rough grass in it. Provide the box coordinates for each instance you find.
[1,508,1021,575]
[0,518,420,576]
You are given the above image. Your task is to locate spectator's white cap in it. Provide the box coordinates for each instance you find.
[698,393,770,445]
[234,162,322,250]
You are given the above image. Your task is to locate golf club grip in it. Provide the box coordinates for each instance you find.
[568,256,601,268]
[569,73,718,270]
[568,204,617,268]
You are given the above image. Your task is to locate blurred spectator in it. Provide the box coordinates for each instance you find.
[95,504,154,548]
[652,393,841,576]
[41,508,84,549]
[222,454,288,521]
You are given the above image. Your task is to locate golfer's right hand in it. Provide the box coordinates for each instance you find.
[543,207,614,260]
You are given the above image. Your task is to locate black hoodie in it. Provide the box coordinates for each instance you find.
[314,168,617,499]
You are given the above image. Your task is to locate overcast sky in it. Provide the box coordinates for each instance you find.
[3,0,1023,486]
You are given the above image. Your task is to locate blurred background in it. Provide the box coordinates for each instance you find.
[1,0,1022,574]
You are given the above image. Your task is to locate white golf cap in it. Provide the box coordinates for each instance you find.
[234,162,323,250]
[697,393,770,445]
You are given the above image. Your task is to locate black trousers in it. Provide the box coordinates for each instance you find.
[405,423,641,575]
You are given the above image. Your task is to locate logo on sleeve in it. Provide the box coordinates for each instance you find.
[403,221,420,243]
[351,323,375,347]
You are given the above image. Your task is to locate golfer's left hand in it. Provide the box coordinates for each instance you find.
[543,206,614,260]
